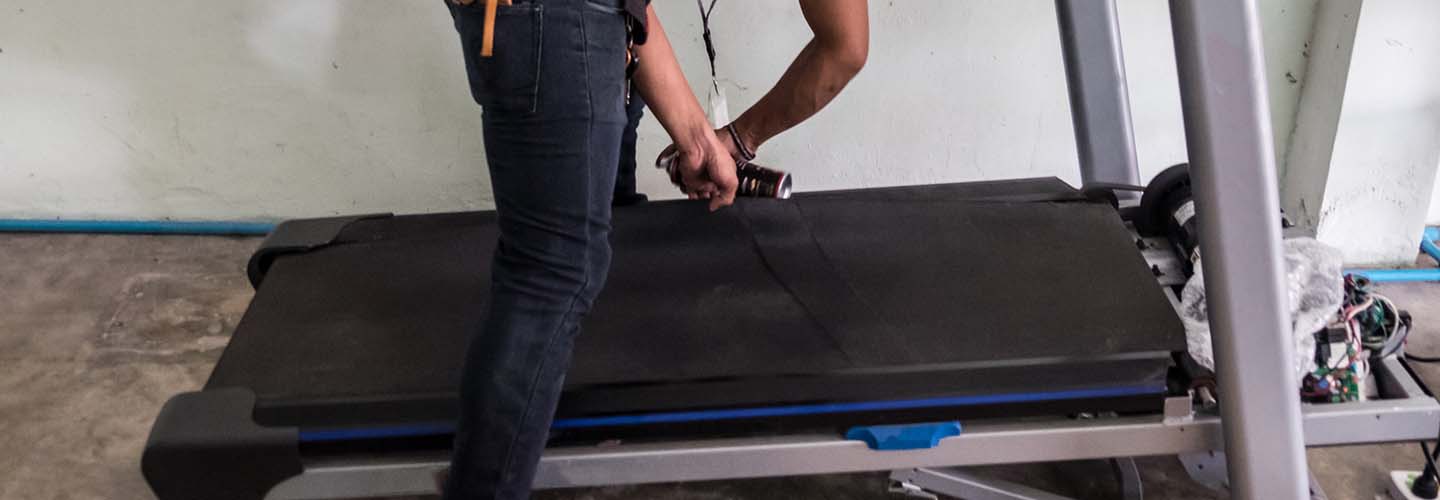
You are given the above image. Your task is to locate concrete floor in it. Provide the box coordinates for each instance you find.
[3,233,1440,499]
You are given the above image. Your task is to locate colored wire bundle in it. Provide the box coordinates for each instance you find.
[1302,275,1409,402]
[1345,274,1409,358]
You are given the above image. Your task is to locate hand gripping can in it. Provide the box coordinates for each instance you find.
[659,153,792,199]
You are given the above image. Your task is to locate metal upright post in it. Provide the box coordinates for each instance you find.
[1054,0,1143,191]
[1168,1,1308,498]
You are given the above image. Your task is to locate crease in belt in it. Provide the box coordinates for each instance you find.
[736,200,910,365]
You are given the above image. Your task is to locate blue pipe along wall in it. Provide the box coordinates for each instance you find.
[1346,227,1440,283]
[0,219,275,236]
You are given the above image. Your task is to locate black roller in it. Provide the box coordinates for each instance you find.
[1139,164,1199,275]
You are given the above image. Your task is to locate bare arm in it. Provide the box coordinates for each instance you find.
[632,6,738,209]
[727,0,869,153]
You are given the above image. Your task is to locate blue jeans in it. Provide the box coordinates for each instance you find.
[443,0,626,498]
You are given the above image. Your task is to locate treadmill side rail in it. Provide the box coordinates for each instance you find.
[266,391,1440,498]
[257,359,1440,500]
[143,388,303,500]
[538,392,1440,489]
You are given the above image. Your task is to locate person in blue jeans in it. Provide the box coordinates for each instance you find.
[440,1,735,498]
[441,0,866,498]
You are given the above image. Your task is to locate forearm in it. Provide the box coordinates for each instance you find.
[730,41,864,150]
[730,0,869,151]
[632,6,713,153]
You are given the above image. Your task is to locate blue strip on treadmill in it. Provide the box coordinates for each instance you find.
[296,384,1164,442]
[548,384,1163,429]
[299,422,455,442]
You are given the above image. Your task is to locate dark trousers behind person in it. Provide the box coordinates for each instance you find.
[613,94,648,206]
[443,0,627,498]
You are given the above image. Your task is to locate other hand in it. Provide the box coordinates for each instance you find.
[658,129,738,211]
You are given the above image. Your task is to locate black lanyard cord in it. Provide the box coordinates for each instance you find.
[697,0,720,80]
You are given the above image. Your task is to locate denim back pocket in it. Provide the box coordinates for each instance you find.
[456,2,544,112]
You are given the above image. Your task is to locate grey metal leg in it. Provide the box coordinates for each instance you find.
[1111,457,1143,500]
[891,460,1142,500]
[1179,450,1229,492]
[1307,472,1329,500]
[1179,451,1326,499]
[890,468,1075,500]
[1168,1,1309,499]
[1054,0,1142,191]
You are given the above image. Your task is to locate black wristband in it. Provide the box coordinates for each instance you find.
[725,123,757,162]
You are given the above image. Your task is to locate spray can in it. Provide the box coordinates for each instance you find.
[659,154,792,199]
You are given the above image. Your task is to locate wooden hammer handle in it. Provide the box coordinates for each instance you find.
[481,0,500,57]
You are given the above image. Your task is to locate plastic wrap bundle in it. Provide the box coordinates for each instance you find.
[1179,238,1346,385]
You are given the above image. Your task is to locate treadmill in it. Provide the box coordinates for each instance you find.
[139,2,1440,498]
[142,178,1192,500]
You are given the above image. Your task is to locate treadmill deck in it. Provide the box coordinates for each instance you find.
[204,178,1185,436]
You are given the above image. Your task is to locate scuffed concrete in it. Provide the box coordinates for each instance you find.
[95,272,250,363]
[0,234,254,500]
[0,360,213,500]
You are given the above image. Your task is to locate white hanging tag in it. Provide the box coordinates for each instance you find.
[707,81,730,128]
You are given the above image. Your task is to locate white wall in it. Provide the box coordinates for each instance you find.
[1430,159,1440,223]
[0,1,1311,220]
[1314,0,1440,264]
[1,1,488,219]
[1259,0,1319,173]
[1279,0,1359,236]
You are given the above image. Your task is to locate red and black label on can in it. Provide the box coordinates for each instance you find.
[735,162,792,199]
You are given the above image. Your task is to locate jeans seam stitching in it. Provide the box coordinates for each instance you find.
[493,7,597,498]
[529,5,544,113]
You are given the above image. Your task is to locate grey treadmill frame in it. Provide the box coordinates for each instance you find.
[1168,0,1310,497]
[1056,0,1142,191]
[261,1,1419,499]
[266,358,1438,499]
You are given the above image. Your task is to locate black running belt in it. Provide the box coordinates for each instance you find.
[205,178,1185,433]
[736,200,904,363]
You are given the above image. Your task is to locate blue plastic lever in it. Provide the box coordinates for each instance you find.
[845,421,961,451]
